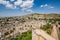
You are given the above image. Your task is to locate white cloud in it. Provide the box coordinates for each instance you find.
[0,0,16,9]
[0,0,34,9]
[14,0,22,6]
[14,0,34,10]
[50,6,54,9]
[40,5,44,8]
[10,0,15,2]
[44,4,48,7]
[0,0,34,12]
[40,4,54,9]
[40,4,48,8]
[6,3,16,9]
[26,9,33,13]
[20,0,34,10]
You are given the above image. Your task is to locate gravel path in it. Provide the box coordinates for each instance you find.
[32,29,56,40]
[51,24,59,40]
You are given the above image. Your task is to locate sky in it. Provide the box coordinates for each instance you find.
[0,0,60,17]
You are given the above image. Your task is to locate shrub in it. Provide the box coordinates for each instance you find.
[40,23,52,35]
[4,32,9,36]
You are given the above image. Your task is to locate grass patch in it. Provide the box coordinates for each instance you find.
[11,30,32,40]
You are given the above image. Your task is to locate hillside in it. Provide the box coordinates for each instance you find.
[0,13,60,40]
